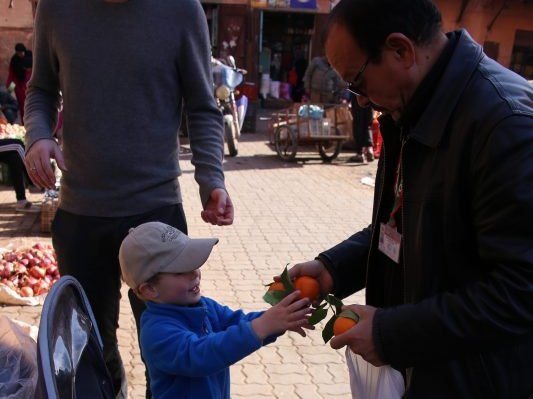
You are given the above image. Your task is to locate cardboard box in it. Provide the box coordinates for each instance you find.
[294,117,339,138]
[326,106,352,137]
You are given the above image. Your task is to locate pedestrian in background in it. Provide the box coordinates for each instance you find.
[289,46,308,102]
[349,98,374,163]
[289,0,533,397]
[303,56,345,104]
[119,222,311,399]
[0,138,39,213]
[6,43,32,125]
[0,84,19,124]
[23,0,233,397]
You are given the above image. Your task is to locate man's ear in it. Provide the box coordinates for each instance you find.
[384,33,416,67]
[138,282,159,300]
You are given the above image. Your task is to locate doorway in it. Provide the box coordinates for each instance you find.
[259,11,314,101]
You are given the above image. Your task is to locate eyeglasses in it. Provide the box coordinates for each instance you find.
[345,57,370,97]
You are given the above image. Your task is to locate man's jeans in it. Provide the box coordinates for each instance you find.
[51,204,187,398]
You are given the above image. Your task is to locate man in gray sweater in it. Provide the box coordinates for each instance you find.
[24,0,233,397]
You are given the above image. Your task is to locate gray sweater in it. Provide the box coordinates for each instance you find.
[25,0,225,217]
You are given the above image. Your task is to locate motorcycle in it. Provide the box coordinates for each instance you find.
[212,55,248,157]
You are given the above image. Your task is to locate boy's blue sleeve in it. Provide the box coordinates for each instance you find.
[141,301,277,378]
[213,301,279,345]
[142,318,261,378]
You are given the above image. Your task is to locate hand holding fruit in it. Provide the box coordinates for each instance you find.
[333,309,359,336]
[268,275,320,302]
[287,259,334,303]
[330,304,385,366]
[252,291,312,339]
[264,265,355,343]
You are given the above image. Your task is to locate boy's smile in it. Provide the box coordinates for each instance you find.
[153,270,202,305]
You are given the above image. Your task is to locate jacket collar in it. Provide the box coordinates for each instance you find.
[399,31,458,128]
[145,298,207,328]
[408,29,483,148]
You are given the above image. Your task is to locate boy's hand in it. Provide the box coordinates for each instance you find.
[252,291,312,340]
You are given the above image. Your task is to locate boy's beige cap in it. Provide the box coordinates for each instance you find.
[119,222,218,289]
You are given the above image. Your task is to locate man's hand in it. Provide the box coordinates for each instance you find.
[201,188,234,226]
[283,259,334,306]
[330,304,385,366]
[25,139,66,189]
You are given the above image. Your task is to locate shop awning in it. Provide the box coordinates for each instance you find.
[251,0,331,14]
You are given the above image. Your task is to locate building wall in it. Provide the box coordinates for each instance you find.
[1,0,531,84]
[434,0,533,68]
[0,0,34,84]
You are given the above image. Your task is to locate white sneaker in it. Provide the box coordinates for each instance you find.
[365,147,375,162]
[15,200,41,213]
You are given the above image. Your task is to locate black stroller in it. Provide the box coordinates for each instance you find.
[35,276,115,399]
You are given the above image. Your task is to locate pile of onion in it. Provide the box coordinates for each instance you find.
[0,243,59,297]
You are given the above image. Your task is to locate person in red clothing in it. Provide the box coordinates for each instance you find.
[6,43,33,125]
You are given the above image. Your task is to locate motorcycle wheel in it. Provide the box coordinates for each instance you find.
[224,115,238,157]
[231,103,241,140]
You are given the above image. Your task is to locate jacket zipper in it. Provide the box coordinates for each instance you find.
[364,137,387,288]
[399,135,408,303]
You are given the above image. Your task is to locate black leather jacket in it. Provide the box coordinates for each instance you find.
[319,30,533,398]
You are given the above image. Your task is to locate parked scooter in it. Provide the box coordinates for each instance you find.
[212,55,248,157]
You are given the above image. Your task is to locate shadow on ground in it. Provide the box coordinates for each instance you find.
[0,187,47,240]
[180,132,371,173]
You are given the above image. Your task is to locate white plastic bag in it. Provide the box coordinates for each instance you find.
[346,348,405,399]
[0,283,45,306]
[0,316,38,399]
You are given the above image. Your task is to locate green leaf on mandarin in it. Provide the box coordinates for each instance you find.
[308,307,328,325]
[322,314,336,343]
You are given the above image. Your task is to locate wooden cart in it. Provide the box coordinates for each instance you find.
[269,103,351,162]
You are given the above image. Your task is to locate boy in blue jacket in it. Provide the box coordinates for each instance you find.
[119,222,311,399]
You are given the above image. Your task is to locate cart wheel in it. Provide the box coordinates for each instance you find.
[318,127,342,162]
[275,126,298,161]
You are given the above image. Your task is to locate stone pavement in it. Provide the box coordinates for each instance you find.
[0,128,378,398]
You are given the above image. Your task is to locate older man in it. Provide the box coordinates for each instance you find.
[289,0,533,397]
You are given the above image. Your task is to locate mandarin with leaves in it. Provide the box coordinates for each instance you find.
[333,309,360,336]
[293,276,320,301]
[267,281,286,293]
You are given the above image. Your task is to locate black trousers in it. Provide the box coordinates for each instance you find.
[350,98,373,152]
[51,203,187,399]
[0,138,27,201]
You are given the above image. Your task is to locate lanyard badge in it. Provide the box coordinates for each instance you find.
[378,140,405,263]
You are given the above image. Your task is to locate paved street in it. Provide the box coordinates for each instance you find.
[0,126,377,398]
